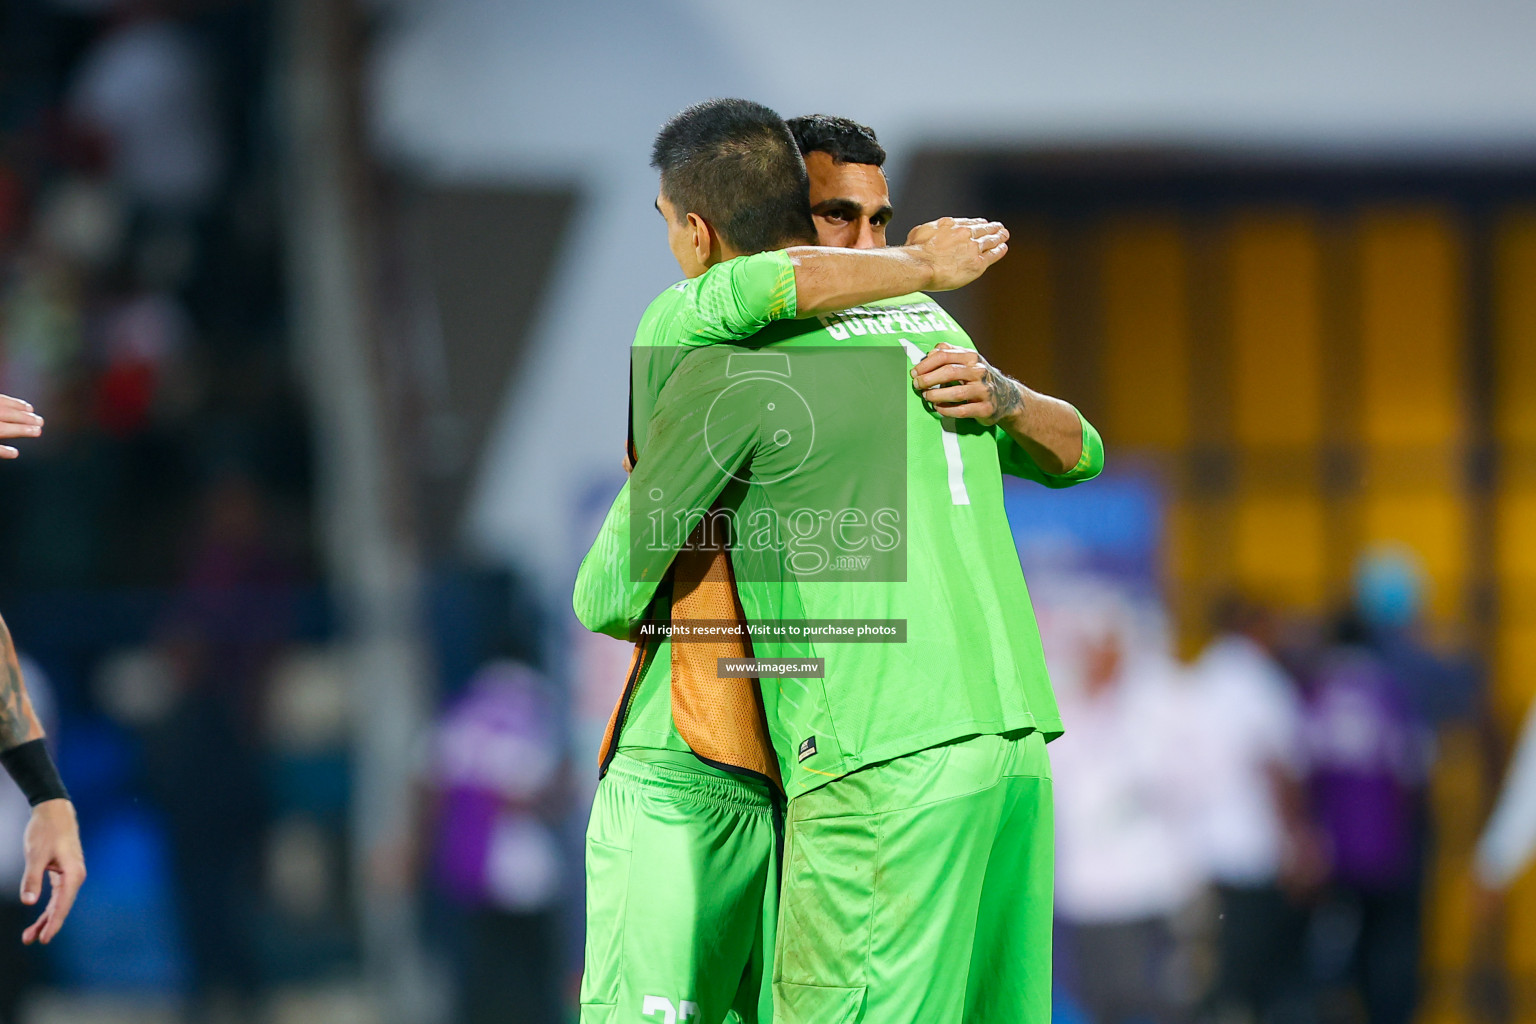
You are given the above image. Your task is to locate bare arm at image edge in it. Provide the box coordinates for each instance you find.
[0,615,85,945]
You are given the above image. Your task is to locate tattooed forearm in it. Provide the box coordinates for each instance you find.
[995,381,1084,475]
[982,367,1025,426]
[911,342,1081,472]
[0,615,39,750]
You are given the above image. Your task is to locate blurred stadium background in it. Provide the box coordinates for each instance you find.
[3,0,1536,1022]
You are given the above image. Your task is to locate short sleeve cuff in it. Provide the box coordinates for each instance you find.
[755,249,797,320]
[1046,408,1103,481]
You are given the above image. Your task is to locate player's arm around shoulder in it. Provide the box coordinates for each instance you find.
[910,341,1103,487]
[788,217,1008,319]
[671,217,1010,345]
[575,344,761,640]
[627,345,760,583]
[595,323,765,638]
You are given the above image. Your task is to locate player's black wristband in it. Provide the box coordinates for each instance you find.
[0,739,69,807]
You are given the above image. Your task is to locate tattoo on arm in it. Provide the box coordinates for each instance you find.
[0,616,34,750]
[982,366,1024,424]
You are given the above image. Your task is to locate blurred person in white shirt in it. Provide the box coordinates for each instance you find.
[1050,586,1205,1024]
[65,7,223,216]
[1185,597,1321,1024]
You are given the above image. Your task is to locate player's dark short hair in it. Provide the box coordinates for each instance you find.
[651,99,815,253]
[786,114,886,168]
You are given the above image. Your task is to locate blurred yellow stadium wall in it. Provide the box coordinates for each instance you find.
[976,156,1536,1024]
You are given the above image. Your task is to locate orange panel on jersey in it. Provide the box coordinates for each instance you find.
[1100,217,1191,450]
[1229,213,1324,447]
[1357,208,1466,448]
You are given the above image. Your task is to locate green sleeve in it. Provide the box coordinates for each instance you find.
[674,250,797,344]
[572,481,660,639]
[626,346,760,588]
[995,408,1105,489]
[573,346,762,637]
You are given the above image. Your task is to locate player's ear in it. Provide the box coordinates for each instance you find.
[686,212,715,267]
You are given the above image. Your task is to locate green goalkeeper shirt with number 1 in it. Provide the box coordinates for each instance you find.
[575,249,1103,800]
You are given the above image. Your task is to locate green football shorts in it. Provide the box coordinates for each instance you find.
[580,753,780,1024]
[773,728,1054,1024]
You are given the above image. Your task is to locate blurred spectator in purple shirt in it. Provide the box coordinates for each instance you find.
[426,658,567,1024]
[1301,546,1480,1024]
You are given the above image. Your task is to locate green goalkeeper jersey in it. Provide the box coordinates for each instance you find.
[575,250,1103,799]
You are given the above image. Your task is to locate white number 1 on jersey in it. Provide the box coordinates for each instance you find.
[899,340,971,506]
